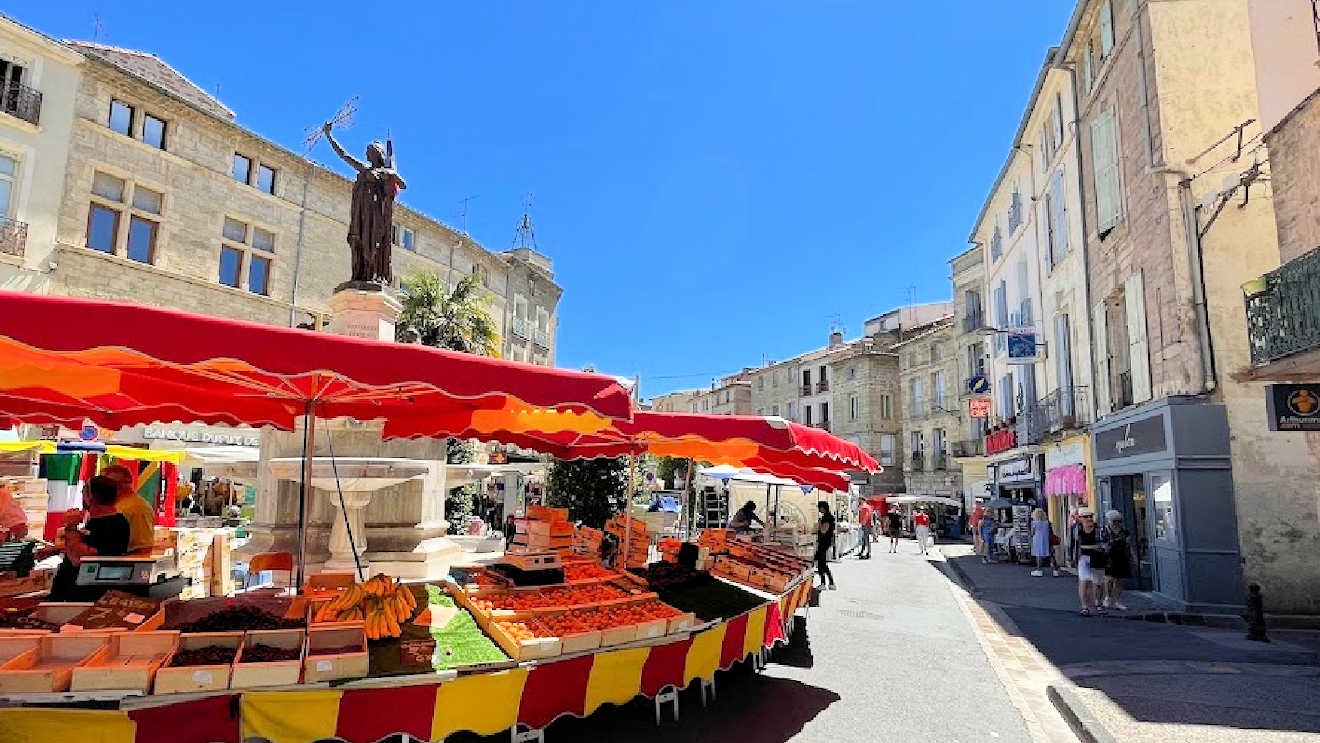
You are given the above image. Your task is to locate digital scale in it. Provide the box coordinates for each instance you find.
[71,553,184,601]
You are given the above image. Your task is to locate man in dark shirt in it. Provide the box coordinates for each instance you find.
[887,508,903,554]
[49,475,131,600]
[815,500,837,590]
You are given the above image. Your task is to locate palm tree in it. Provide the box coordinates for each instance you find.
[395,270,500,356]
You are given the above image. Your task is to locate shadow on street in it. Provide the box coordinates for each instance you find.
[769,615,814,669]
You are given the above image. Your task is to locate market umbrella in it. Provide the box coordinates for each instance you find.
[0,291,634,584]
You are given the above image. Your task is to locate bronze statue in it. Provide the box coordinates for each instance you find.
[322,122,407,285]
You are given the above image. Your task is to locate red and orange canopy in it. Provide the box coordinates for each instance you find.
[0,292,632,439]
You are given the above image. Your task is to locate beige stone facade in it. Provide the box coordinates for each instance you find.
[13,38,558,361]
[949,246,990,507]
[690,373,753,416]
[649,389,701,414]
[894,318,962,499]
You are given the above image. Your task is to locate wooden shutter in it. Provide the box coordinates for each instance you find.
[1050,170,1068,263]
[1091,109,1120,232]
[1125,272,1152,402]
[1099,0,1115,57]
[1092,301,1110,416]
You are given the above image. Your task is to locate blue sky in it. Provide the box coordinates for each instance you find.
[14,1,1072,399]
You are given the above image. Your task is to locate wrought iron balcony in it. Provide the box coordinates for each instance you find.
[1015,406,1044,446]
[1245,247,1320,366]
[1114,370,1134,412]
[0,217,27,258]
[800,384,812,396]
[909,451,924,471]
[951,439,983,458]
[0,82,42,126]
[533,327,551,348]
[1033,386,1091,433]
[511,316,531,340]
[962,309,985,333]
[932,452,949,470]
[816,379,829,393]
[928,395,957,415]
[817,419,830,432]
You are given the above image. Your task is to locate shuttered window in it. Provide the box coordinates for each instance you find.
[1090,108,1121,232]
[1124,272,1152,403]
[1092,301,1110,416]
[1047,170,1069,266]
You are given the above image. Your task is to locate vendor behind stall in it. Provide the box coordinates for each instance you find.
[102,464,155,553]
[728,501,764,534]
[0,483,27,542]
[47,475,130,600]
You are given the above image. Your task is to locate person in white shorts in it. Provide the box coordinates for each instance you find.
[1069,508,1109,616]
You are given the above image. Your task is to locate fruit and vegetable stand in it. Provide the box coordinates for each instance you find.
[0,577,813,743]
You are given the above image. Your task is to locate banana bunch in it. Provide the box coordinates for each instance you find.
[312,575,417,637]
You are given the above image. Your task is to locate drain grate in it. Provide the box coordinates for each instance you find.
[837,609,883,620]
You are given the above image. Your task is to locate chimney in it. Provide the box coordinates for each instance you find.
[829,330,844,347]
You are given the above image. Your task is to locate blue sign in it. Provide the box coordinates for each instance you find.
[79,424,99,442]
[967,375,990,394]
[1007,331,1039,362]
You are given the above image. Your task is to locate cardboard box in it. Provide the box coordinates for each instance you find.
[304,625,368,683]
[526,506,569,522]
[231,629,304,689]
[70,631,178,692]
[152,632,241,694]
[0,633,111,692]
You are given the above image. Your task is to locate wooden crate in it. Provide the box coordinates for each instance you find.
[0,633,111,693]
[0,602,93,636]
[308,572,356,590]
[485,618,562,661]
[634,617,668,640]
[304,625,368,683]
[231,629,304,689]
[0,570,52,599]
[152,632,241,694]
[598,624,637,647]
[526,506,569,522]
[666,612,697,634]
[0,636,41,665]
[70,631,178,692]
[560,628,602,654]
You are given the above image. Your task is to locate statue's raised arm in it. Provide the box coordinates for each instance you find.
[322,122,367,173]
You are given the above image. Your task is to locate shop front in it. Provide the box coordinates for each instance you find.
[1043,436,1090,565]
[1090,397,1244,612]
[989,452,1043,559]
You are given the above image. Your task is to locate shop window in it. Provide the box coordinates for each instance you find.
[1151,472,1175,543]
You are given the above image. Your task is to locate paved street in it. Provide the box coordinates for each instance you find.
[457,539,1035,743]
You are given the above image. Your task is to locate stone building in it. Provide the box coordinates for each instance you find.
[948,246,990,509]
[3,30,559,363]
[1060,0,1311,611]
[690,372,753,416]
[826,337,904,495]
[894,316,962,500]
[648,389,701,414]
[0,15,82,294]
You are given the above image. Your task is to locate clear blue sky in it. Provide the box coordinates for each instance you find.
[14,1,1072,399]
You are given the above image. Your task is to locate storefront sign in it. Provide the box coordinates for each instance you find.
[967,375,990,394]
[968,398,991,418]
[142,426,260,447]
[1045,440,1085,469]
[1266,384,1320,432]
[1007,330,1039,363]
[996,455,1036,484]
[1094,414,1166,460]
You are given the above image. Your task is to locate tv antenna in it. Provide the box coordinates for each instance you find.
[302,96,358,154]
[511,191,539,251]
[92,14,104,42]
[457,195,478,236]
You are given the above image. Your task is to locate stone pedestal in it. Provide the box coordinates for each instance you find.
[325,491,374,575]
[328,285,402,341]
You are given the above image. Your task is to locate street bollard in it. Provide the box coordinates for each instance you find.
[1245,583,1270,643]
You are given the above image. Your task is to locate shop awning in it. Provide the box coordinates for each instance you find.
[0,292,633,439]
[1045,463,1087,497]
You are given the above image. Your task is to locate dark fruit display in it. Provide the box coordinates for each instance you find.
[240,644,300,663]
[308,644,362,656]
[169,645,237,667]
[176,606,302,633]
[654,577,766,622]
[631,562,711,593]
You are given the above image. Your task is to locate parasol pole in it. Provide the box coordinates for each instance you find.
[295,400,316,593]
[624,451,636,569]
[764,482,772,543]
[681,457,695,539]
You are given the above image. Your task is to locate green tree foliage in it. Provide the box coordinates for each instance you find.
[655,456,687,489]
[546,457,626,528]
[395,270,500,356]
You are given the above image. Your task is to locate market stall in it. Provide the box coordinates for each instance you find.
[0,292,869,742]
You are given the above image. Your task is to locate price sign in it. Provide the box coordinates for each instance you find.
[968,398,991,418]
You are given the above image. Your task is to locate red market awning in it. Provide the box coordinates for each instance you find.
[0,291,633,439]
[471,412,879,491]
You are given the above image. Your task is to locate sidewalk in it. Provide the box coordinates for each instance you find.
[936,543,1320,741]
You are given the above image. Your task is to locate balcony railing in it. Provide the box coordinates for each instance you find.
[800,384,812,396]
[533,327,551,348]
[951,439,983,458]
[816,379,829,393]
[1245,247,1320,366]
[984,426,1018,455]
[929,395,956,415]
[817,419,830,432]
[909,452,924,470]
[932,452,949,470]
[0,217,27,258]
[1016,405,1045,446]
[1114,370,1134,411]
[1034,386,1091,433]
[511,316,531,339]
[962,309,985,333]
[0,82,42,126]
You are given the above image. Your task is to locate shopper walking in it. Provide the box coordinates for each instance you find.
[887,507,903,553]
[970,499,985,554]
[912,508,931,555]
[1102,510,1134,610]
[1029,508,1056,577]
[815,501,837,590]
[856,500,874,559]
[1069,509,1109,615]
[980,509,999,563]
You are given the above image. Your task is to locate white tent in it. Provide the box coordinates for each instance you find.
[887,494,963,508]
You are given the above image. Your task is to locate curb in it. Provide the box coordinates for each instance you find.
[1047,684,1117,743]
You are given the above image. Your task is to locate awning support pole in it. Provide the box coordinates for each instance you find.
[681,458,695,540]
[623,453,636,569]
[295,400,315,592]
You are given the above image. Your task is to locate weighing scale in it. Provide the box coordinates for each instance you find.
[71,552,184,601]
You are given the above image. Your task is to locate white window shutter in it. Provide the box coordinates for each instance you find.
[1083,42,1094,91]
[1100,0,1115,57]
[1050,170,1068,262]
[1092,301,1110,416]
[1091,110,1120,232]
[1125,272,1153,402]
